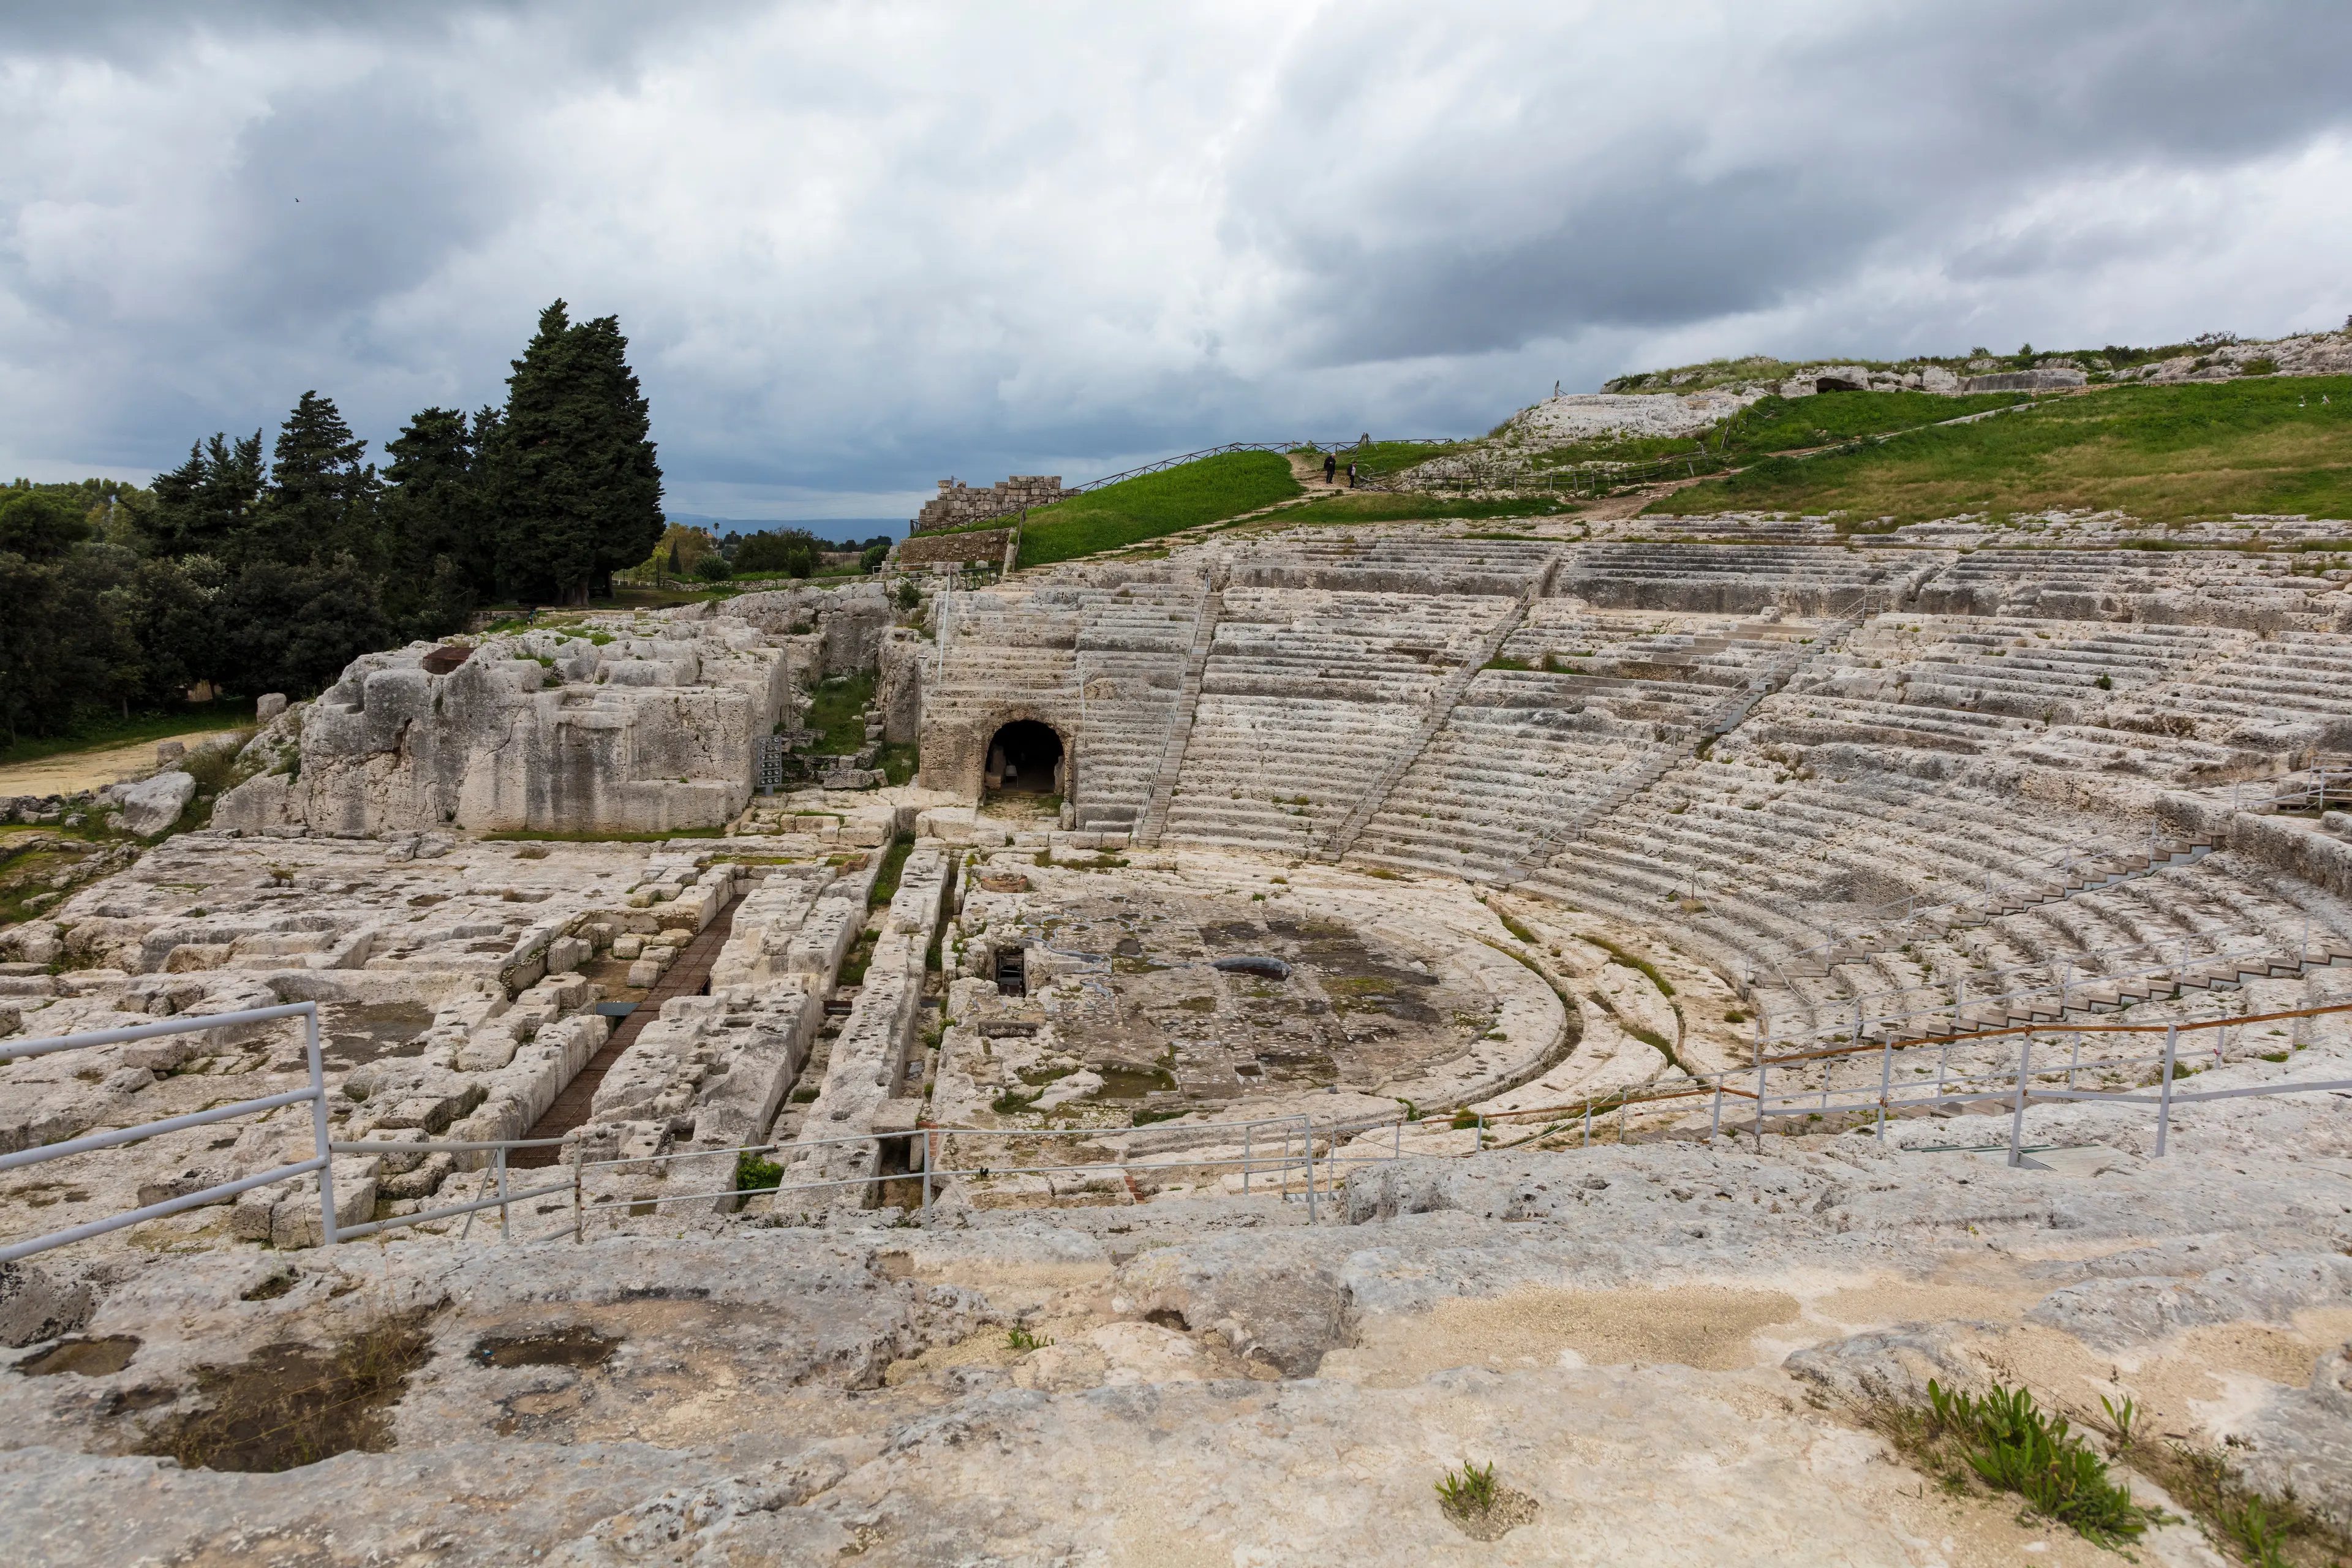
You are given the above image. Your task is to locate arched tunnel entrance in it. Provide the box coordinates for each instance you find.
[985,720,1065,796]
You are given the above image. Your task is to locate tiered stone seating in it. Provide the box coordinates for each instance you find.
[1348,609,1808,878]
[1556,544,1946,615]
[1164,587,1513,853]
[1915,548,2335,627]
[1859,617,2228,715]
[2111,631,2352,748]
[1065,583,1202,830]
[1229,534,1556,596]
[1517,762,2131,1032]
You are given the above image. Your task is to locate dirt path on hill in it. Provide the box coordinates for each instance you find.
[0,726,249,798]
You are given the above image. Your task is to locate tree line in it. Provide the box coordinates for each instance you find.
[0,301,663,744]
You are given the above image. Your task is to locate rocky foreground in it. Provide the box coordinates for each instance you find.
[3,1115,2348,1567]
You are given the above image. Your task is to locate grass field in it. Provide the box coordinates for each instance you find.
[1330,440,1474,478]
[1014,451,1301,566]
[1645,377,2352,525]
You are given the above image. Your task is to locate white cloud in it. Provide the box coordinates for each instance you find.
[1,0,2346,508]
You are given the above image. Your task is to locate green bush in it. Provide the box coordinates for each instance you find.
[1926,1381,2149,1545]
[692,553,732,582]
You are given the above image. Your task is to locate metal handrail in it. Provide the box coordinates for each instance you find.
[0,1002,336,1264]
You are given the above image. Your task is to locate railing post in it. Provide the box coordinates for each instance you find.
[1711,1082,1724,1140]
[307,1003,339,1248]
[1876,1031,1894,1143]
[2155,1023,2179,1156]
[921,1130,933,1218]
[2067,1031,2081,1092]
[1583,1104,1591,1147]
[1755,1059,1766,1149]
[1243,1120,1253,1196]
[571,1144,584,1244]
[2006,1035,2033,1168]
[1302,1118,1318,1224]
[496,1146,511,1242]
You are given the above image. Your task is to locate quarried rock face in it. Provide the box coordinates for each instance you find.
[216,616,793,837]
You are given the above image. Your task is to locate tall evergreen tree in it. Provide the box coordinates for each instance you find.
[483,300,665,604]
[251,391,380,568]
[380,405,489,636]
[148,432,263,558]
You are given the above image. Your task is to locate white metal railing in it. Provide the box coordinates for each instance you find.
[2226,758,2352,816]
[12,997,2345,1259]
[320,1111,1337,1245]
[0,1003,337,1263]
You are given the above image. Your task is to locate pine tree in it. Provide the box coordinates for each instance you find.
[483,300,665,605]
[252,391,380,568]
[149,432,263,559]
[380,406,487,634]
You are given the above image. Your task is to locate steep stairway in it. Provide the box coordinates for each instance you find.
[1318,567,1556,864]
[1133,579,1224,846]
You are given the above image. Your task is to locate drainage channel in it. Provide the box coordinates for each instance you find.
[510,890,744,1169]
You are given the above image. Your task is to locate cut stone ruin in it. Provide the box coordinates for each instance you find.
[4,521,2351,1563]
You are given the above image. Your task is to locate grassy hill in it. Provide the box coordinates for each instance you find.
[1013,450,1300,567]
[1643,376,2352,526]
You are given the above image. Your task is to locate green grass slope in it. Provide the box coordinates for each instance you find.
[1644,377,2352,526]
[1015,451,1300,567]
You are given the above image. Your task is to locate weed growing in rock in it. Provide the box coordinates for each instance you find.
[1006,1326,1054,1352]
[1920,1381,2150,1546]
[1436,1460,1497,1513]
[1434,1461,1539,1541]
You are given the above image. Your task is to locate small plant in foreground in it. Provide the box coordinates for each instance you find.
[1926,1380,2150,1545]
[1006,1326,1054,1352]
[1435,1460,1498,1515]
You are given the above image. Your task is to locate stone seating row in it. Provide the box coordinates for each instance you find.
[1164,695,1425,853]
[1557,545,1942,614]
[1348,698,1649,878]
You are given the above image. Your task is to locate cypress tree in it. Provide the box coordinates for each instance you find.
[149,432,263,559]
[252,391,380,568]
[380,406,487,635]
[484,300,665,605]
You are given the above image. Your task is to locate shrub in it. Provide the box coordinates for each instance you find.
[1924,1380,2149,1545]
[692,553,732,581]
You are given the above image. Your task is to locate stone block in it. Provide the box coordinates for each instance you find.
[546,935,592,973]
[271,1173,380,1249]
[255,693,288,723]
[155,741,186,764]
[613,934,644,959]
[627,957,665,987]
[115,771,197,835]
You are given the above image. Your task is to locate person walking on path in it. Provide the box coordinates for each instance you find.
[1345,461,1357,488]
[1322,452,1337,486]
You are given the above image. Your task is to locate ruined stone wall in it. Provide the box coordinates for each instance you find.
[913,475,1071,533]
[728,581,896,679]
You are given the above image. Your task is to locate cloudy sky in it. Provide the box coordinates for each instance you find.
[4,1,2348,525]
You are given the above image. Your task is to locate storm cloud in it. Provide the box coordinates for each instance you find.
[2,0,2346,521]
